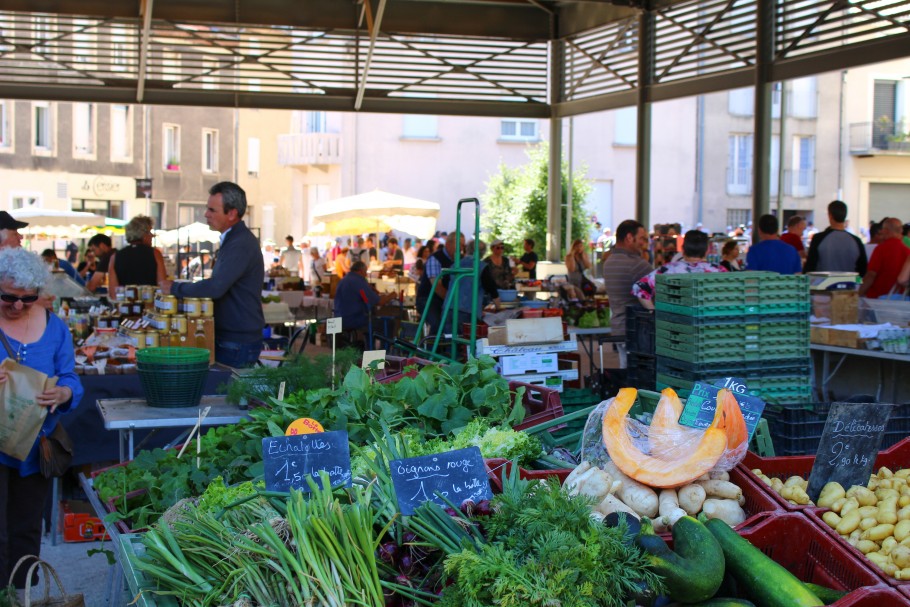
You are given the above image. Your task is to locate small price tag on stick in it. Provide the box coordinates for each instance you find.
[326,317,342,335]
[278,381,286,401]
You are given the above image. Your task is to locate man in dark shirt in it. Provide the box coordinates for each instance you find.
[86,233,116,293]
[518,238,539,280]
[805,200,867,275]
[333,261,395,333]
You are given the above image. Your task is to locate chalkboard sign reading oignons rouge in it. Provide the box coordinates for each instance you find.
[806,402,892,502]
[262,430,352,493]
[390,447,492,516]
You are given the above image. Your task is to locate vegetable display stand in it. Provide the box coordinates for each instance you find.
[742,437,910,512]
[508,381,565,432]
[105,489,151,534]
[118,533,179,607]
[716,513,887,605]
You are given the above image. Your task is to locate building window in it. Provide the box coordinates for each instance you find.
[247,137,260,175]
[307,111,328,133]
[150,201,165,230]
[789,76,817,119]
[178,203,207,226]
[726,209,752,230]
[202,129,218,173]
[789,135,816,197]
[73,198,122,219]
[110,105,132,162]
[873,79,899,149]
[727,134,753,195]
[402,115,438,139]
[0,100,11,151]
[33,102,54,154]
[73,103,96,157]
[163,124,180,170]
[728,88,754,116]
[11,194,40,209]
[500,119,538,142]
[614,107,637,145]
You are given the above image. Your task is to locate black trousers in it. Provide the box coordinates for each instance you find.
[0,464,51,588]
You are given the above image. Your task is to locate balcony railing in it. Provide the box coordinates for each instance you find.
[784,168,816,198]
[278,133,342,166]
[726,166,752,196]
[849,121,910,155]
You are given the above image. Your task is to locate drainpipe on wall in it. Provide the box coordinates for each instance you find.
[837,70,846,202]
[776,82,787,219]
[696,95,704,226]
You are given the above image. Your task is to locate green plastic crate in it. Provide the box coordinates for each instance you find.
[656,335,810,363]
[656,310,808,327]
[656,317,808,338]
[656,271,809,292]
[654,300,812,318]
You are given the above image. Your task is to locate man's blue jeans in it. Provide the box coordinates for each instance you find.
[215,339,262,368]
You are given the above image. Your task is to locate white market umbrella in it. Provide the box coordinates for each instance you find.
[9,208,106,240]
[309,190,440,240]
[156,222,221,247]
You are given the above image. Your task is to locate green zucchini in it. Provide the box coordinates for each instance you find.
[802,583,847,605]
[634,515,724,603]
[703,517,824,607]
[686,599,756,607]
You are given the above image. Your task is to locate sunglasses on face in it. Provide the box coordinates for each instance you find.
[0,292,39,304]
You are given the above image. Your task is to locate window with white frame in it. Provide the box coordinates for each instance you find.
[73,103,96,157]
[163,124,180,169]
[789,77,817,119]
[614,107,637,145]
[247,137,260,175]
[202,128,218,173]
[402,115,438,139]
[0,100,11,151]
[726,209,752,229]
[33,102,54,154]
[790,135,815,197]
[727,134,753,195]
[11,194,40,209]
[307,111,328,133]
[500,119,538,142]
[110,105,132,162]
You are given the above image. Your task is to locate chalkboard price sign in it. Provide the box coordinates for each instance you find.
[262,430,352,493]
[806,402,892,502]
[390,447,492,516]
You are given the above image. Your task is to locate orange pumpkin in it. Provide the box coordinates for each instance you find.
[716,388,748,452]
[602,387,728,488]
[649,388,685,460]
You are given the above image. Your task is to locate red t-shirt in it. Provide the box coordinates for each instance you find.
[866,237,910,299]
[780,232,804,252]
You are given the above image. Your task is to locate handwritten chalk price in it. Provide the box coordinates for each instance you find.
[262,430,351,493]
[390,447,492,516]
[326,317,342,335]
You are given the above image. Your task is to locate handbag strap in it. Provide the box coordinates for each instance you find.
[0,328,15,360]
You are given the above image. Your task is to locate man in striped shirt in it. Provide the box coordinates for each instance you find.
[603,219,652,367]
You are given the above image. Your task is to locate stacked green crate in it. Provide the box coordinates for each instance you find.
[654,272,811,405]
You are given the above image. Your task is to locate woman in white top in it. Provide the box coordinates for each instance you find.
[403,237,418,268]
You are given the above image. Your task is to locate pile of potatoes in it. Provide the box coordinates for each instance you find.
[750,469,814,505]
[564,460,748,530]
[818,466,910,579]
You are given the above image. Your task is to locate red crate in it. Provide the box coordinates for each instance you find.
[509,381,565,432]
[708,513,887,606]
[742,437,910,511]
[902,586,910,603]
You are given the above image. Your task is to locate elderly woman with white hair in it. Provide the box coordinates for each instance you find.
[0,248,82,589]
[108,214,166,291]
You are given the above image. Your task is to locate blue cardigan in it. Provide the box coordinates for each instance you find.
[0,313,83,476]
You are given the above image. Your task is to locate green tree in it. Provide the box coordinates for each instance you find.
[480,142,592,257]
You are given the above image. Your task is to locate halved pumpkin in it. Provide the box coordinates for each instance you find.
[716,388,748,452]
[648,388,685,460]
[602,387,728,488]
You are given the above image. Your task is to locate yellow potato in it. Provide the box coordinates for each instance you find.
[895,469,910,480]
[882,536,899,555]
[900,495,910,508]
[867,551,890,569]
[836,509,862,535]
[817,482,846,509]
[892,545,910,569]
[860,517,879,531]
[876,488,900,501]
[770,477,784,492]
[879,466,895,479]
[784,475,807,489]
[822,511,841,529]
[862,523,895,542]
[830,497,848,513]
[857,539,880,554]
[841,497,860,516]
[858,505,879,518]
[895,520,910,542]
[899,505,910,521]
[847,486,877,506]
[877,496,900,525]
[780,485,811,505]
[896,568,910,580]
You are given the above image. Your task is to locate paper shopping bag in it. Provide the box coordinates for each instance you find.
[0,358,58,461]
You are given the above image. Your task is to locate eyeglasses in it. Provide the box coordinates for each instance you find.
[0,292,39,304]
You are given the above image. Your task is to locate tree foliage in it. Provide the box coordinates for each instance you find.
[480,143,593,257]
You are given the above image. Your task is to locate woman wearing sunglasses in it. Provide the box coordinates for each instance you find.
[0,248,83,589]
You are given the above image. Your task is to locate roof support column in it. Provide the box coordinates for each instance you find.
[547,37,565,261]
[635,9,655,229]
[752,0,775,241]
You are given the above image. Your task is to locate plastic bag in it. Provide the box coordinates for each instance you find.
[580,388,747,486]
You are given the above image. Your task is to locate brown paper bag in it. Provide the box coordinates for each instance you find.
[0,358,58,461]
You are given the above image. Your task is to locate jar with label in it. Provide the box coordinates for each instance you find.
[118,302,132,316]
[150,314,168,331]
[170,315,187,335]
[139,285,156,304]
[154,293,178,315]
[193,319,208,349]
[158,330,173,347]
[131,302,144,316]
[128,329,145,348]
[124,285,139,301]
[144,330,160,348]
[95,314,110,329]
[200,298,214,317]
[182,298,202,317]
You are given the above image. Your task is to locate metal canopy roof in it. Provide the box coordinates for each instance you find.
[0,0,906,118]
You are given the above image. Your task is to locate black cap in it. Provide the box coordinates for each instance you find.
[0,211,28,230]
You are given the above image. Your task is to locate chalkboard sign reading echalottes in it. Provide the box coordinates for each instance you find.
[806,402,892,502]
[390,447,492,516]
[262,430,352,493]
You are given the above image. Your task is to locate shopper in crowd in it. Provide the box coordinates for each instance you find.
[450,239,501,329]
[0,247,83,589]
[348,237,369,267]
[40,249,84,286]
[335,246,351,278]
[333,261,396,338]
[781,215,807,261]
[403,238,417,269]
[859,217,910,299]
[261,239,278,272]
[160,182,264,368]
[719,239,743,272]
[746,214,802,275]
[366,235,379,262]
[279,235,303,279]
[0,212,27,250]
[64,241,78,264]
[516,238,539,280]
[77,249,96,282]
[381,237,404,276]
[564,238,591,300]
[309,246,327,287]
[187,250,213,280]
[603,219,652,367]
[417,231,463,335]
[804,200,867,275]
[85,233,116,293]
[108,215,166,291]
[408,258,425,283]
[633,230,725,309]
[484,239,515,291]
[866,219,885,260]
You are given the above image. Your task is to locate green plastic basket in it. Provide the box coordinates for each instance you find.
[136,348,210,408]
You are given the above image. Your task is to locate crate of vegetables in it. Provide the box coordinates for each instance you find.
[508,380,565,432]
[105,488,152,535]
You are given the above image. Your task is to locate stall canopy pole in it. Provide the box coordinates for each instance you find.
[546,36,564,261]
[635,9,655,230]
[752,0,776,244]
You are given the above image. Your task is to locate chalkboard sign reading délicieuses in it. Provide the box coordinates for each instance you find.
[390,447,492,516]
[263,430,352,493]
[806,402,892,502]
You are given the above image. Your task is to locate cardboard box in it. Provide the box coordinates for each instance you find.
[811,291,859,325]
[505,317,563,345]
[60,500,110,542]
[499,352,559,376]
[811,326,863,348]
